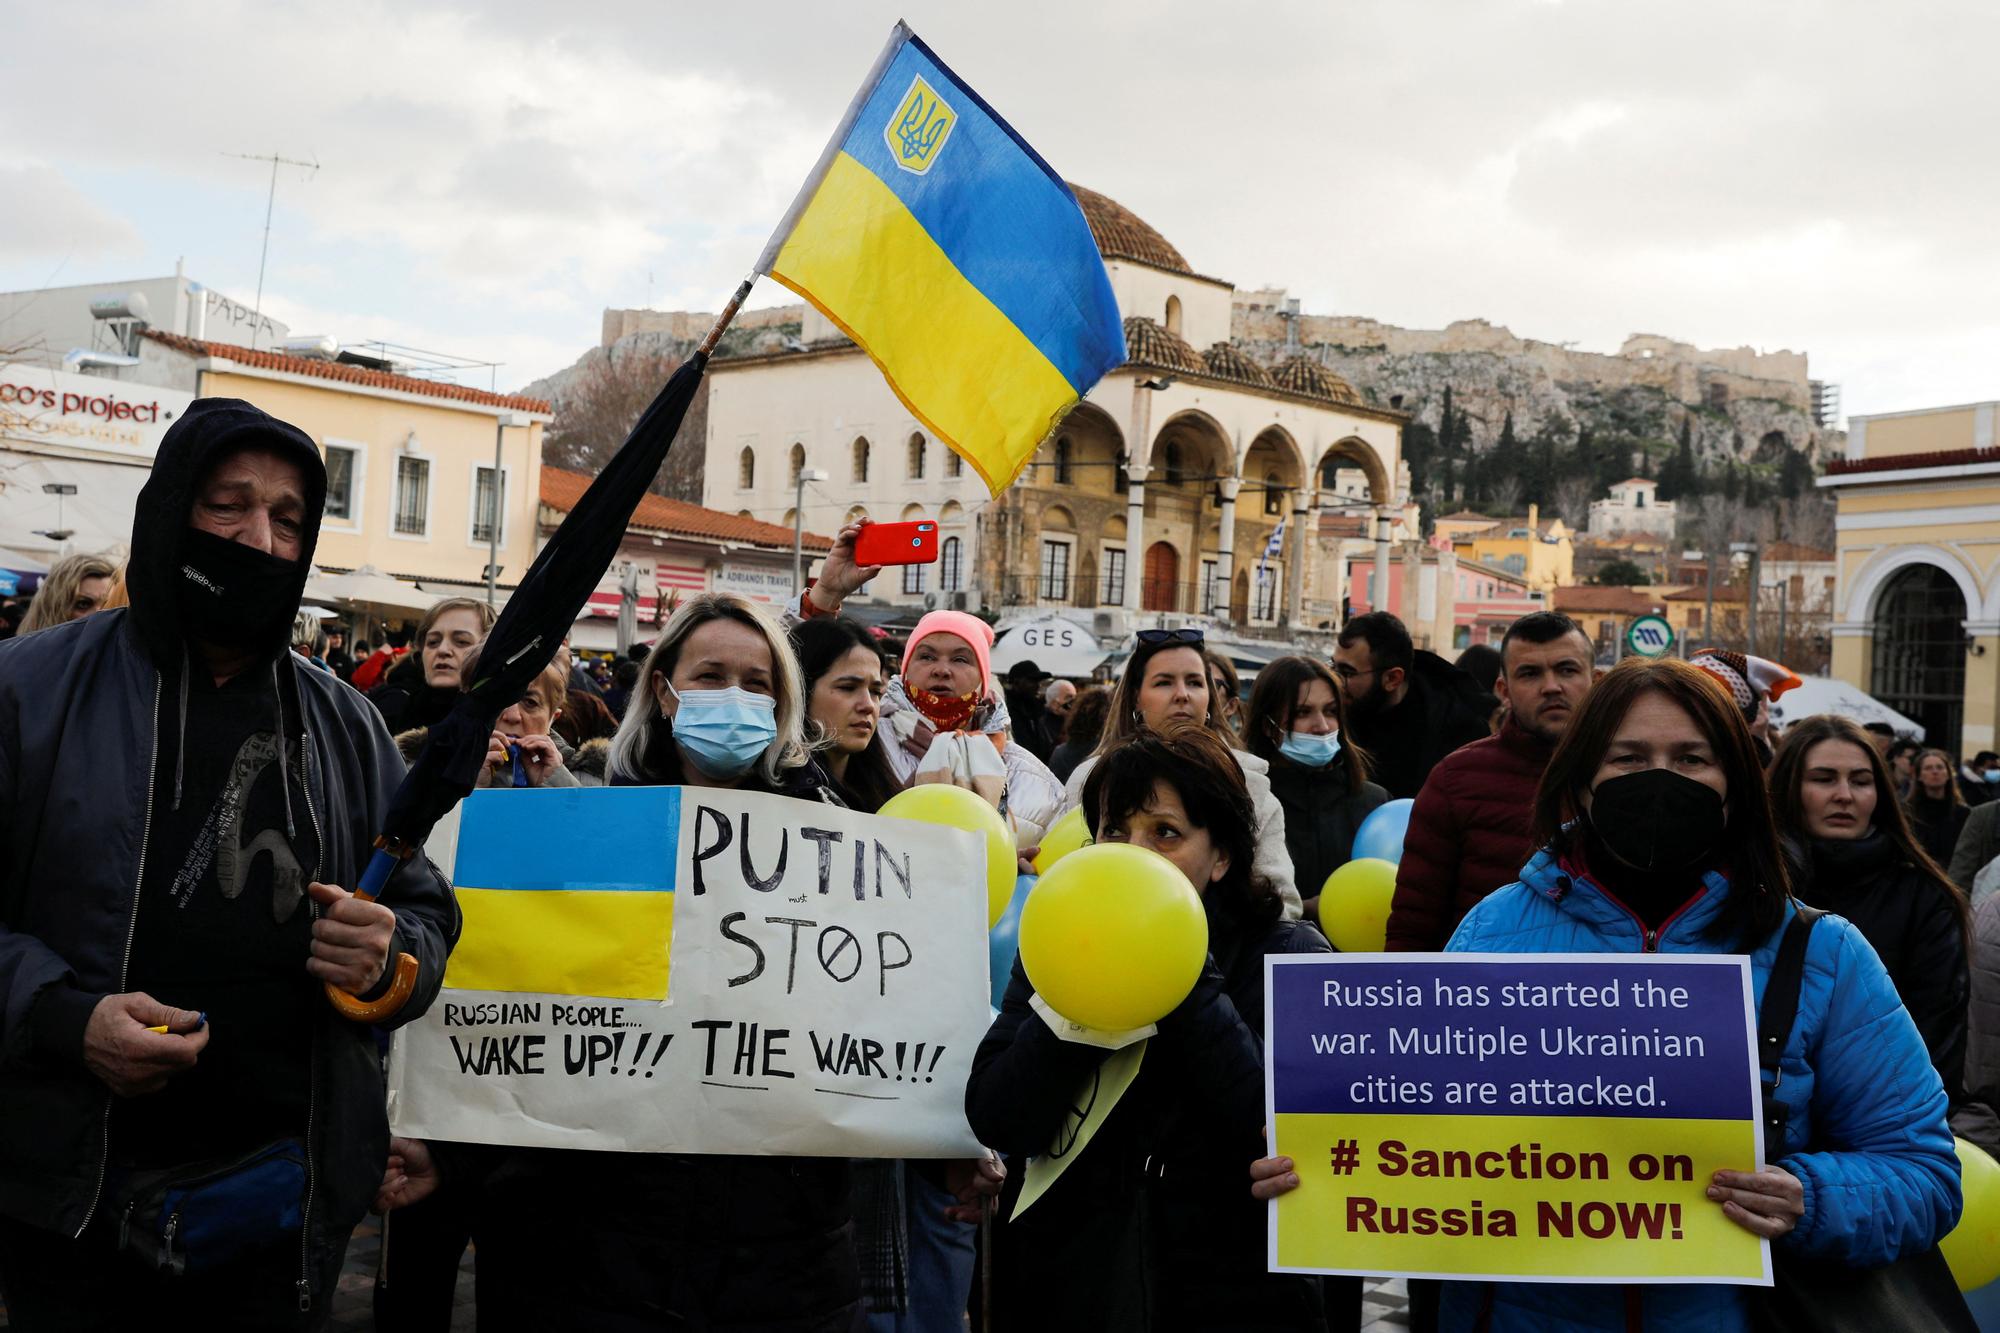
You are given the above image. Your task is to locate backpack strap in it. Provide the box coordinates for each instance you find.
[1758,904,1822,1144]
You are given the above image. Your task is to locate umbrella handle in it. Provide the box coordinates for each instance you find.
[323,847,421,1024]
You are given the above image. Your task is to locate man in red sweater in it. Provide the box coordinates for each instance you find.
[1385,611,1595,952]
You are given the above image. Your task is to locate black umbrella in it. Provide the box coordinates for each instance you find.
[326,281,752,1022]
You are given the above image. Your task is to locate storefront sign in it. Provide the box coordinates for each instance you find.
[713,561,796,605]
[0,364,191,461]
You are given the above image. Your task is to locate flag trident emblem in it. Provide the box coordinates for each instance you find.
[885,76,957,174]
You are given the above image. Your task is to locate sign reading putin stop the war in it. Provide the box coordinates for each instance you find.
[1265,954,1770,1285]
[388,786,989,1158]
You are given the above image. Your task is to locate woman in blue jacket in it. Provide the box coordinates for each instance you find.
[1255,656,1961,1331]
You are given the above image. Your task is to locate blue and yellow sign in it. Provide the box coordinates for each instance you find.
[1266,954,1770,1285]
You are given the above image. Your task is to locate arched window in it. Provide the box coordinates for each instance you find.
[908,432,926,480]
[844,505,870,526]
[788,443,805,486]
[1164,441,1184,485]
[852,437,870,483]
[944,449,963,479]
[1263,470,1284,515]
[940,536,963,592]
[1054,436,1073,485]
[1164,295,1183,335]
[737,447,755,489]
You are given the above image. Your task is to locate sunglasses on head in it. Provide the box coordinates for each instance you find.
[1136,627,1205,646]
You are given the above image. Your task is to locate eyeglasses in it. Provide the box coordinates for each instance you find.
[1331,665,1377,683]
[1136,627,1205,646]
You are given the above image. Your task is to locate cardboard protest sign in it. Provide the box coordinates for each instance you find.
[388,786,990,1157]
[1266,954,1769,1286]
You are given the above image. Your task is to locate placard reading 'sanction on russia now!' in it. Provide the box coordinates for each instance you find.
[1265,954,1770,1286]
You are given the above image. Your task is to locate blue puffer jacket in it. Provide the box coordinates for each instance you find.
[1440,848,1961,1333]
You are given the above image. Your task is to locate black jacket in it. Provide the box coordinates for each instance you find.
[366,652,458,735]
[1790,833,1969,1105]
[0,400,458,1305]
[1909,794,1972,869]
[1264,759,1389,908]
[1346,650,1495,800]
[968,910,1329,1330]
[442,742,861,1332]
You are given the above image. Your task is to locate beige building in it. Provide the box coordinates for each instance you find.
[1587,477,1677,539]
[135,332,552,597]
[1448,505,1576,593]
[701,186,1406,635]
[1825,399,2000,750]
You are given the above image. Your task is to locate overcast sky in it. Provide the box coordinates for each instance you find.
[3,0,1994,419]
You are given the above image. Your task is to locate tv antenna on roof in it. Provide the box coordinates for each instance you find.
[222,150,320,350]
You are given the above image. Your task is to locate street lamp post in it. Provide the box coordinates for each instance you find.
[40,483,78,556]
[794,468,829,594]
[1729,542,1762,656]
[489,413,532,605]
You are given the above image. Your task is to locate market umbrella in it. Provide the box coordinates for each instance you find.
[1768,674,1925,740]
[314,564,441,616]
[327,284,751,1021]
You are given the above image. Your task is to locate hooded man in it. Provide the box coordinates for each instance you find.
[0,399,458,1327]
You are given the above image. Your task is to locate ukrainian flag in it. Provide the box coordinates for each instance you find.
[758,22,1125,495]
[444,787,679,1001]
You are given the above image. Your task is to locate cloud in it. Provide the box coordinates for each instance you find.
[0,167,141,261]
[0,0,1992,417]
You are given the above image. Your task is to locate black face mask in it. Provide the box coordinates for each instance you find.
[1587,768,1727,873]
[175,527,300,652]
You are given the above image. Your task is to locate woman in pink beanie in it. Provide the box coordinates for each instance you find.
[795,527,1063,839]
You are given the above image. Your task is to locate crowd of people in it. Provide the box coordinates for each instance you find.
[0,396,1990,1331]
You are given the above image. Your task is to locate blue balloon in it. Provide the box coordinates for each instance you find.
[1350,798,1415,865]
[988,873,1036,1011]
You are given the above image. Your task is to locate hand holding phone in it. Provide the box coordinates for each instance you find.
[852,520,940,566]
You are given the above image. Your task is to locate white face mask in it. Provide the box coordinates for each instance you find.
[1279,729,1343,768]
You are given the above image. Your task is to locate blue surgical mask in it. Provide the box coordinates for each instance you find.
[1986,769,2000,785]
[667,684,778,778]
[1279,729,1343,769]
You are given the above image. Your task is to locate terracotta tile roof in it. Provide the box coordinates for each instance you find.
[539,467,831,551]
[1764,541,1834,562]
[1069,184,1193,276]
[1438,510,1499,523]
[1123,317,1206,376]
[1552,585,1674,615]
[1829,446,1999,476]
[143,330,551,413]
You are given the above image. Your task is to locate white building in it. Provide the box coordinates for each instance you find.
[1587,477,1677,539]
[699,185,1406,637]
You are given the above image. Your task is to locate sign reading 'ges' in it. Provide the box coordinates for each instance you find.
[0,364,193,461]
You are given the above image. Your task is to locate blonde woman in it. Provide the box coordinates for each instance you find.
[380,594,861,1327]
[18,553,118,634]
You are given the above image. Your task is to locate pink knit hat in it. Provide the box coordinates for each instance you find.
[902,610,996,697]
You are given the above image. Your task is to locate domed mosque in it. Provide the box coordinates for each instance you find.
[701,181,1409,654]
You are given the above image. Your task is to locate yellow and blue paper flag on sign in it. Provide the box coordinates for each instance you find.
[445,787,679,1001]
[758,22,1125,495]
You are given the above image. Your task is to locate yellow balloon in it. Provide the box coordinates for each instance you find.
[1018,843,1208,1031]
[1942,1137,2000,1291]
[1317,858,1398,952]
[1032,806,1092,874]
[879,784,1016,928]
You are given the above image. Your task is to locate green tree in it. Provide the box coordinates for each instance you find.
[1779,448,1815,499]
[1594,559,1650,586]
[1659,416,1698,501]
[1721,463,1741,502]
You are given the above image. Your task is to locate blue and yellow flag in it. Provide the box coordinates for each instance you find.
[445,787,679,1001]
[758,23,1125,495]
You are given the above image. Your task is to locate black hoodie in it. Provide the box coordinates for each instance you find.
[0,396,458,1303]
[116,400,340,1167]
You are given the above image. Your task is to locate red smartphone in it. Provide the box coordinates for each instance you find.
[854,520,940,566]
